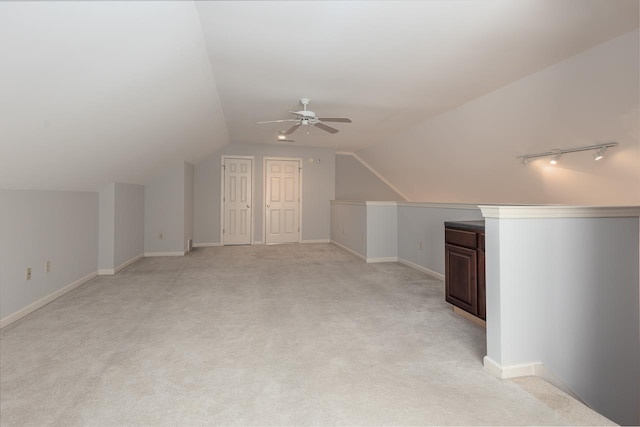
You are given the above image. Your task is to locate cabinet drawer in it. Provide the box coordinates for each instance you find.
[445,228,477,249]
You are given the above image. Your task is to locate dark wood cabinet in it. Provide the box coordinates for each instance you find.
[444,222,486,321]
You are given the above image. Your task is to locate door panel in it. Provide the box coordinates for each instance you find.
[265,160,300,244]
[223,158,252,245]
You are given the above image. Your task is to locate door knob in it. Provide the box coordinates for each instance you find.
[247,205,250,208]
[267,204,270,208]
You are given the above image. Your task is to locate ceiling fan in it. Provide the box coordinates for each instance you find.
[258,98,352,135]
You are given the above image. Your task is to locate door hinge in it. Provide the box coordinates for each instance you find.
[298,227,300,232]
[223,229,225,234]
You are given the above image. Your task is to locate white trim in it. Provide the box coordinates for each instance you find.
[483,356,584,403]
[483,355,506,378]
[397,202,482,210]
[331,240,366,261]
[221,155,255,246]
[1,271,97,329]
[98,269,115,276]
[144,251,186,257]
[330,200,368,206]
[252,240,264,245]
[397,258,445,281]
[366,256,398,263]
[115,254,143,273]
[193,242,221,248]
[479,205,640,219]
[366,201,397,206]
[337,152,411,202]
[329,200,482,211]
[263,157,303,245]
[301,239,330,244]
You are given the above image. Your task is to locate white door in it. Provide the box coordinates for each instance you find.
[223,157,252,245]
[265,159,300,244]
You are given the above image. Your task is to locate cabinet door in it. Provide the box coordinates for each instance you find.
[445,244,478,316]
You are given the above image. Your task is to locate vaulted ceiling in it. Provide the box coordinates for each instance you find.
[1,1,638,191]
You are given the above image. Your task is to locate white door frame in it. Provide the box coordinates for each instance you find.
[220,155,255,246]
[263,157,303,245]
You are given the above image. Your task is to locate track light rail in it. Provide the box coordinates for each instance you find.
[517,142,618,165]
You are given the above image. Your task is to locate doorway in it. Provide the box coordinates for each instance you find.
[264,158,301,244]
[221,156,253,245]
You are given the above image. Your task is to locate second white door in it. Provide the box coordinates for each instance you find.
[223,157,252,245]
[265,159,300,244]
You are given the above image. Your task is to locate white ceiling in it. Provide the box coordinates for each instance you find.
[0,0,638,190]
[197,0,639,151]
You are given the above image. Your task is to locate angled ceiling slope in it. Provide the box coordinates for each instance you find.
[197,0,638,152]
[0,1,229,191]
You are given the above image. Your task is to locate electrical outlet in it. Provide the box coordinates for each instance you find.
[45,260,51,272]
[159,233,163,239]
[419,241,423,251]
[26,267,31,280]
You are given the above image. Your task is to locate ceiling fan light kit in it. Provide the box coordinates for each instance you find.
[258,98,352,136]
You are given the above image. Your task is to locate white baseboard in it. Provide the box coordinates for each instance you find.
[115,254,143,273]
[484,356,539,378]
[144,251,186,257]
[397,258,445,281]
[193,242,221,248]
[97,254,143,276]
[483,356,584,403]
[331,240,366,261]
[366,256,398,263]
[301,239,330,244]
[0,271,98,329]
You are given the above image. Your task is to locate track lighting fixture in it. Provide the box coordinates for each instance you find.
[517,142,618,165]
[593,146,607,160]
[549,152,562,165]
[277,134,286,140]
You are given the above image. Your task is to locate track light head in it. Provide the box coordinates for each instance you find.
[550,152,562,165]
[593,146,607,160]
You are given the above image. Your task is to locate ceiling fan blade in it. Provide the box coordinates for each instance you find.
[257,119,297,124]
[284,124,301,135]
[318,118,352,123]
[314,123,339,134]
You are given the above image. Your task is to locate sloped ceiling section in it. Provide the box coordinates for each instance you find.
[357,29,640,205]
[196,0,638,152]
[0,1,229,191]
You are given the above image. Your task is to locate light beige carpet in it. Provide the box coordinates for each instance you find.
[0,244,613,426]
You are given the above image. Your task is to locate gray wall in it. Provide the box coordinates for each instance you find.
[397,204,483,275]
[98,184,115,271]
[144,162,186,253]
[486,216,640,425]
[194,143,335,244]
[335,154,405,201]
[366,204,398,259]
[0,190,98,320]
[114,183,144,268]
[330,202,367,258]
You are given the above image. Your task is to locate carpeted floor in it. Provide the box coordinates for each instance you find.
[0,244,613,426]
